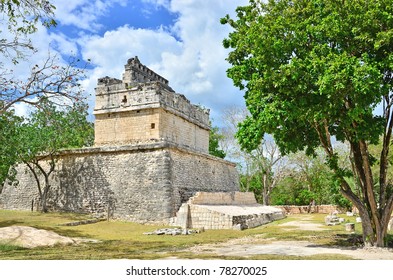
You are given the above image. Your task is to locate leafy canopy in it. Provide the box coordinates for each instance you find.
[209,124,226,159]
[15,100,94,163]
[0,109,22,186]
[222,0,393,156]
[0,0,56,35]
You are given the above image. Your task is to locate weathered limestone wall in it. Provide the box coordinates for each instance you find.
[0,143,240,223]
[275,205,346,215]
[94,108,160,145]
[93,57,211,153]
[170,149,240,204]
[0,144,174,223]
[94,87,210,153]
[159,109,209,153]
[188,191,257,205]
[171,192,286,230]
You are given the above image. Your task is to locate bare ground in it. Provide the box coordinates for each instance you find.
[187,219,393,260]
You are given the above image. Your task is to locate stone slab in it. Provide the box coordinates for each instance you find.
[194,204,284,216]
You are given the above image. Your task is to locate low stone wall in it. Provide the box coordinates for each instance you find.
[187,191,257,205]
[0,142,239,223]
[275,205,346,215]
[171,192,286,230]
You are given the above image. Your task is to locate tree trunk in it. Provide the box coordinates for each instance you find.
[357,207,376,247]
[262,172,270,205]
[40,191,48,213]
[359,211,387,247]
[40,174,51,213]
[343,187,391,247]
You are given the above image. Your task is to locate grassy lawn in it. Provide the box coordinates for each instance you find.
[0,210,388,260]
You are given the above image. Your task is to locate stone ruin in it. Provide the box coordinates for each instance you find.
[171,192,285,230]
[0,56,285,229]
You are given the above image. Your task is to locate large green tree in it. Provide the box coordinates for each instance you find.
[222,0,393,247]
[15,101,93,212]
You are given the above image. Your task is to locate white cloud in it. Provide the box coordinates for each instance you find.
[2,0,249,125]
[80,26,182,70]
[0,21,84,117]
[78,0,248,124]
[51,0,127,31]
[48,33,79,56]
[158,0,248,121]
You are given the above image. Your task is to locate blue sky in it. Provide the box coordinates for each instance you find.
[4,0,249,126]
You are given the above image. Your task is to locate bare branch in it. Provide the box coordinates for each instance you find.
[0,54,88,115]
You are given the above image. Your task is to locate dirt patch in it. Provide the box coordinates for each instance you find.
[189,239,393,259]
[278,220,328,231]
[187,219,393,260]
[0,226,97,248]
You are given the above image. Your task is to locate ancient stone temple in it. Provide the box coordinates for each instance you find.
[0,57,240,223]
[93,56,210,153]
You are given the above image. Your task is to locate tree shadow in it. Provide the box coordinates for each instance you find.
[0,220,24,228]
[48,156,116,218]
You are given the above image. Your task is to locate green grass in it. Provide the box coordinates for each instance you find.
[0,210,388,260]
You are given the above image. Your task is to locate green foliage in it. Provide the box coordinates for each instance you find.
[11,100,94,212]
[16,101,93,162]
[0,0,57,63]
[0,109,22,187]
[0,0,56,35]
[223,0,392,155]
[209,124,226,159]
[222,0,393,246]
[271,174,351,209]
[240,173,263,202]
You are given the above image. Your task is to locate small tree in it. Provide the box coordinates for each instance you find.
[209,124,226,159]
[0,1,86,116]
[270,148,351,209]
[220,106,285,204]
[15,101,93,212]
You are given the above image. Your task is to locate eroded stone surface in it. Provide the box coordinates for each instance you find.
[0,226,76,248]
[171,192,286,230]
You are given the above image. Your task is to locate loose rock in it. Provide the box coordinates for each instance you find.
[143,228,200,236]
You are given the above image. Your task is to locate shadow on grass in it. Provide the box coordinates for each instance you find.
[0,220,25,228]
[329,233,364,248]
[0,222,98,240]
[37,225,98,239]
[316,233,393,248]
[0,243,25,252]
[0,239,169,260]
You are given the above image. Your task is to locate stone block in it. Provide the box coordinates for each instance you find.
[325,215,340,226]
[345,223,355,232]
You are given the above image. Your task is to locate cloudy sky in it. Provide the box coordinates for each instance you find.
[4,0,249,126]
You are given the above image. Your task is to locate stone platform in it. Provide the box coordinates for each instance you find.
[170,192,286,230]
